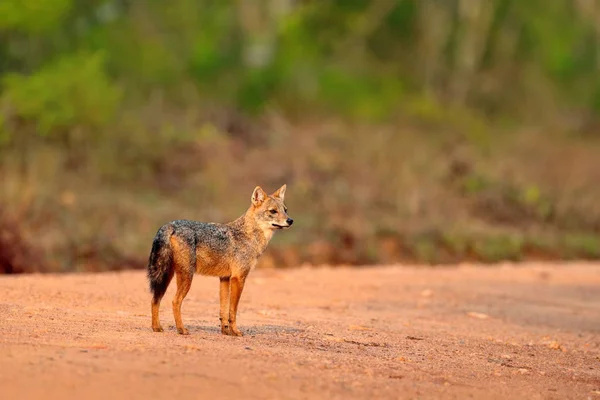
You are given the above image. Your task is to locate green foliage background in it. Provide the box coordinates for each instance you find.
[3,0,600,134]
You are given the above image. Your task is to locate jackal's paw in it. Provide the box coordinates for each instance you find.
[229,327,243,337]
[177,327,190,335]
[152,325,164,332]
[220,325,230,335]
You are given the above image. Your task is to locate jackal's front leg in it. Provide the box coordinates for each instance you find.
[227,276,246,336]
[219,277,230,335]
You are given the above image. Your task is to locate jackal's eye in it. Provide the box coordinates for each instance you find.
[269,209,278,214]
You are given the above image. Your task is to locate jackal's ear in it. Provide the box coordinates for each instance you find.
[272,184,286,201]
[251,186,267,206]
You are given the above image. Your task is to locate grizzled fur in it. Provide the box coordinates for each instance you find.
[147,184,292,336]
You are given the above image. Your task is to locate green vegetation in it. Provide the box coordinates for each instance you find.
[1,0,599,273]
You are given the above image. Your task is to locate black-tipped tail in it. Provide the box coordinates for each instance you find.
[147,225,174,301]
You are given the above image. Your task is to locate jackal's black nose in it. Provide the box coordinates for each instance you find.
[286,218,294,226]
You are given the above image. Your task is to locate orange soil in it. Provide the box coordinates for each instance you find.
[1,262,599,399]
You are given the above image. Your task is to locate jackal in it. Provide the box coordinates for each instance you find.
[147,185,293,336]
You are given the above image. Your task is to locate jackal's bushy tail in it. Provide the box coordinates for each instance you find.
[147,225,174,301]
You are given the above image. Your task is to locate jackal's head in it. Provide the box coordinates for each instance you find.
[248,184,293,232]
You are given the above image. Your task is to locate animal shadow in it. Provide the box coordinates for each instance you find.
[185,323,304,336]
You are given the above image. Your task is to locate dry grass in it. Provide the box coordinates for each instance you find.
[1,113,599,273]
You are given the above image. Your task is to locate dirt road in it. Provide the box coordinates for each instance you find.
[1,263,599,399]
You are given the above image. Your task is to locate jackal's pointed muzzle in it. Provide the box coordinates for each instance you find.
[272,218,293,229]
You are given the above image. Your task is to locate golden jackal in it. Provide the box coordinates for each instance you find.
[147,185,293,336]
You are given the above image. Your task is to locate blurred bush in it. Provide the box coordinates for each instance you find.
[2,51,121,140]
[0,207,46,273]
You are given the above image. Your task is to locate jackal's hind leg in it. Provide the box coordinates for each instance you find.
[170,236,195,335]
[172,271,193,335]
[151,274,173,332]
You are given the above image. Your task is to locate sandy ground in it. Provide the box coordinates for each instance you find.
[0,262,599,400]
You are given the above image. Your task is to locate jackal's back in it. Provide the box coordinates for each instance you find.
[169,219,231,252]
